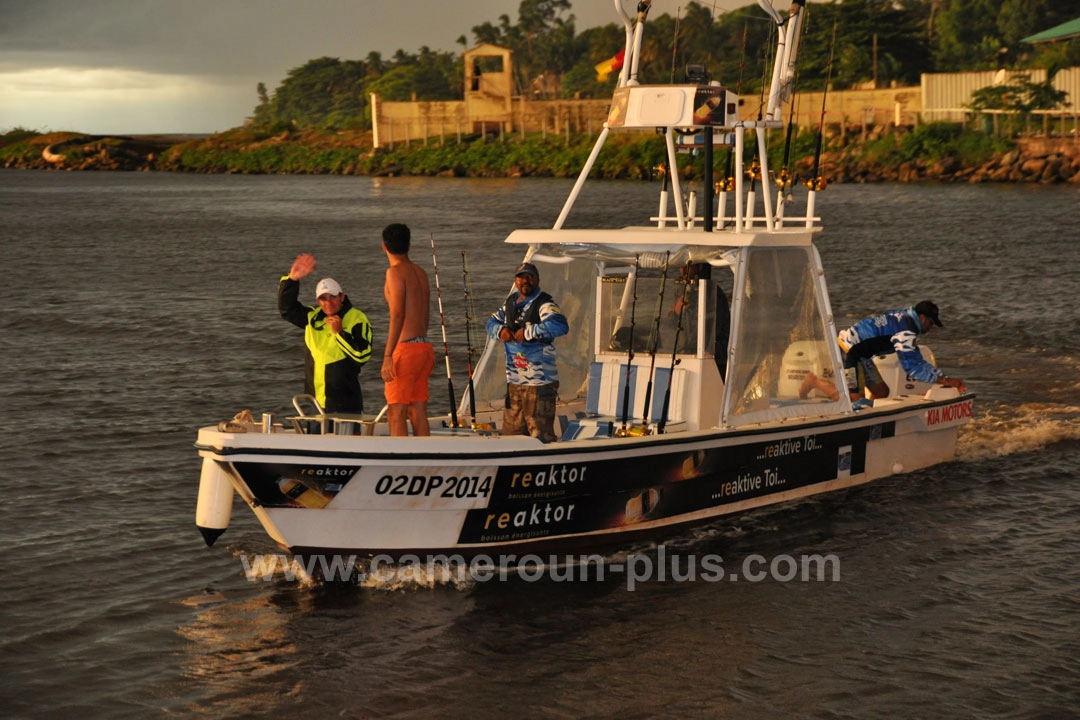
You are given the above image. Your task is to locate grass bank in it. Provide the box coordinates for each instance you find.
[4,124,1077,183]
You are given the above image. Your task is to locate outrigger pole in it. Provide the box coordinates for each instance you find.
[461,250,478,426]
[428,233,459,428]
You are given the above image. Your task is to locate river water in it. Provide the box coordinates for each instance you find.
[1,169,1078,719]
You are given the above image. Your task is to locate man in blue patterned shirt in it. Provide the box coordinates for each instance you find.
[486,262,569,442]
[838,300,964,400]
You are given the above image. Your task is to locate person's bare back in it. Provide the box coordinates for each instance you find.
[380,223,435,436]
[384,260,429,343]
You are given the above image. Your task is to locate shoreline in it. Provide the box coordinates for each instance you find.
[3,128,1079,185]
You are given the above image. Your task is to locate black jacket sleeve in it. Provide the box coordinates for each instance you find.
[278,275,310,330]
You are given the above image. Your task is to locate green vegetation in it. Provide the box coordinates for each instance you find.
[158,130,671,178]
[149,124,1023,181]
[853,122,1011,166]
[6,124,1074,184]
[967,71,1071,136]
[0,127,44,164]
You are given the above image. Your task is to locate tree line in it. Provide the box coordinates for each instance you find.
[250,0,1080,132]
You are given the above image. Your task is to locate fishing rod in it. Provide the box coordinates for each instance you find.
[669,6,681,84]
[428,233,458,428]
[461,250,478,426]
[640,252,670,434]
[617,255,641,437]
[656,163,669,226]
[776,65,801,218]
[658,261,694,435]
[720,22,748,216]
[809,21,838,192]
[779,88,798,185]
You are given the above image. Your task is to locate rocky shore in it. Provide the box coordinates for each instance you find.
[800,137,1080,184]
[4,133,182,172]
[4,129,1079,184]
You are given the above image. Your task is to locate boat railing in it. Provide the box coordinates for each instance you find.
[651,200,821,230]
[287,394,375,436]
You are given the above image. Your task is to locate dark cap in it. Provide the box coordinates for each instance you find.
[915,300,943,327]
[515,262,539,278]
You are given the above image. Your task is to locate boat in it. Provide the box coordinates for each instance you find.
[194,0,974,563]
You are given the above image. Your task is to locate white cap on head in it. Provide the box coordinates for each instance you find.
[315,278,343,299]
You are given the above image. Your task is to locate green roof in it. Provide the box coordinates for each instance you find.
[1021,17,1080,44]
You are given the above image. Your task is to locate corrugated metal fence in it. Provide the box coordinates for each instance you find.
[922,67,1080,122]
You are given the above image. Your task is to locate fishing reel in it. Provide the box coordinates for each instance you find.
[715,177,736,193]
[775,168,795,189]
[803,176,827,191]
[441,418,496,433]
[746,159,762,181]
[614,424,651,438]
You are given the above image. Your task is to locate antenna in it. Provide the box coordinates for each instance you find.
[670,6,681,84]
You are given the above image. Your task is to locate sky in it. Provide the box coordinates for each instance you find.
[0,0,748,134]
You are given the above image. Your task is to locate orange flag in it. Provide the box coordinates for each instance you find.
[594,48,626,82]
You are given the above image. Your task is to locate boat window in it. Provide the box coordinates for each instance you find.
[707,279,730,379]
[723,246,846,426]
[601,266,701,358]
[470,257,596,409]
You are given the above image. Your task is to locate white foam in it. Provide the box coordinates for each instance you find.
[957,402,1080,461]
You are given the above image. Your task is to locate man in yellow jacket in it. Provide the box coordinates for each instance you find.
[278,253,373,412]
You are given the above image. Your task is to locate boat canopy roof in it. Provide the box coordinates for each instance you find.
[506,227,819,266]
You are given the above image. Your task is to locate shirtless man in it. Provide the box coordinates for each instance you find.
[380,223,435,436]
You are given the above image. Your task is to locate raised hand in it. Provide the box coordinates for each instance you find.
[289,253,316,280]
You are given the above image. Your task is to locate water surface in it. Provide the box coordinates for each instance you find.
[1,170,1078,719]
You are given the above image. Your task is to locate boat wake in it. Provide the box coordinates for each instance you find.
[958,402,1080,461]
[233,546,698,592]
[354,562,478,592]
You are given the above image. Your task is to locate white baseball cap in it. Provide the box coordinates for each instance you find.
[315,278,343,299]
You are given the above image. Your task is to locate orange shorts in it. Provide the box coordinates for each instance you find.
[385,341,435,405]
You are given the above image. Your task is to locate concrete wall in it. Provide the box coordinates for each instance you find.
[372,97,616,147]
[371,89,922,147]
[370,67,1080,148]
[778,87,922,130]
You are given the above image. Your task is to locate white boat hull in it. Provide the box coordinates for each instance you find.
[196,394,972,558]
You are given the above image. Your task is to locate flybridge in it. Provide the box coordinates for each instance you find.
[552,0,810,234]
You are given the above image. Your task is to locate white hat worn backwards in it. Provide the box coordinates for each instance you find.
[315,278,343,299]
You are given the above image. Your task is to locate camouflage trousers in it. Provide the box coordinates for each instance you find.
[503,382,559,443]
